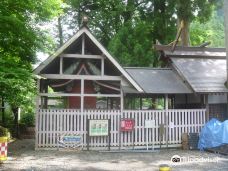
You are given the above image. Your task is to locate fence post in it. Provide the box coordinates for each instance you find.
[35,79,40,150]
[165,94,169,148]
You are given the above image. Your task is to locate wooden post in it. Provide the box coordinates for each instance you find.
[101,58,104,76]
[224,1,228,119]
[35,79,40,150]
[140,97,142,110]
[87,118,89,151]
[60,57,63,74]
[119,84,124,150]
[81,79,84,134]
[165,94,169,148]
[224,0,228,88]
[82,34,85,55]
[205,94,209,121]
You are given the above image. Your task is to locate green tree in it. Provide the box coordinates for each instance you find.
[190,10,225,47]
[0,0,62,136]
[0,0,62,63]
[108,21,155,67]
[175,0,220,45]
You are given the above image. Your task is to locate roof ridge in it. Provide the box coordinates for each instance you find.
[124,67,171,70]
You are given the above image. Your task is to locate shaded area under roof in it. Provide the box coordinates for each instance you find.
[171,57,228,93]
[124,68,192,94]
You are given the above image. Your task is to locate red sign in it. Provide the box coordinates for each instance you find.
[120,119,135,131]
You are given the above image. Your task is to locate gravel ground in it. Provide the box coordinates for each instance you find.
[0,139,228,171]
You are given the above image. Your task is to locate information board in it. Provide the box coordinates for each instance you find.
[145,120,155,128]
[120,119,135,131]
[89,119,109,136]
[58,133,83,150]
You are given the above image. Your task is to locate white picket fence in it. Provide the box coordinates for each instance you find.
[35,109,206,149]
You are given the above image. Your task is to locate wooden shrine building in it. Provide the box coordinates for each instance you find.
[34,24,227,150]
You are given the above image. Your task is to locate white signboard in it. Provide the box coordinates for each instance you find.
[145,120,155,128]
[89,119,109,136]
[169,121,174,128]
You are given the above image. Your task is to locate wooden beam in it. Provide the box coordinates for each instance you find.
[39,93,121,97]
[84,94,121,97]
[154,44,225,52]
[60,54,103,59]
[40,74,122,80]
[40,93,81,97]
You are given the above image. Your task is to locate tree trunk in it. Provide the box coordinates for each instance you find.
[179,19,190,46]
[58,17,63,46]
[12,107,19,138]
[1,97,5,126]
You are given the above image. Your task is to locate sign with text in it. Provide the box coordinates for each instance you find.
[145,120,155,128]
[63,135,81,142]
[120,119,135,131]
[89,119,109,136]
[58,133,83,150]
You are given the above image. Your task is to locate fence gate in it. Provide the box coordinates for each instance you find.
[36,109,206,149]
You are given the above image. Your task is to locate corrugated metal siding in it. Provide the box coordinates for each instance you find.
[125,68,192,94]
[172,58,228,93]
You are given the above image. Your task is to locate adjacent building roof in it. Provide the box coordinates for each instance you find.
[155,44,228,93]
[172,57,228,93]
[125,68,192,94]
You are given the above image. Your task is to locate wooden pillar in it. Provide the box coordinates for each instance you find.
[226,94,228,119]
[164,94,169,148]
[101,58,104,76]
[140,97,142,110]
[35,79,40,149]
[44,85,48,109]
[224,1,228,120]
[185,94,188,108]
[119,84,124,150]
[224,0,228,88]
[60,57,63,74]
[120,89,124,111]
[82,34,85,55]
[205,94,209,121]
[81,79,84,137]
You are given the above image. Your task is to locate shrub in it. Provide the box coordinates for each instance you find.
[0,126,10,138]
[20,113,35,127]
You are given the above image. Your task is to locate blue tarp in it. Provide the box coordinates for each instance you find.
[198,118,228,150]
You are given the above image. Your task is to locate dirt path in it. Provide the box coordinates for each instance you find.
[1,139,228,170]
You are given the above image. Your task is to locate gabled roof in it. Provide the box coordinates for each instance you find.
[155,44,228,93]
[34,26,143,92]
[125,68,192,94]
[172,58,228,93]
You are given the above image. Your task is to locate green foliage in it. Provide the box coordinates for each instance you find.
[175,0,218,22]
[20,113,35,127]
[190,10,225,47]
[0,0,63,63]
[108,21,154,67]
[0,1,62,127]
[61,0,219,66]
[0,54,36,108]
[0,126,9,137]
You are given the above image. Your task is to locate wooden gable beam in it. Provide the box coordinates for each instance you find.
[60,54,103,59]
